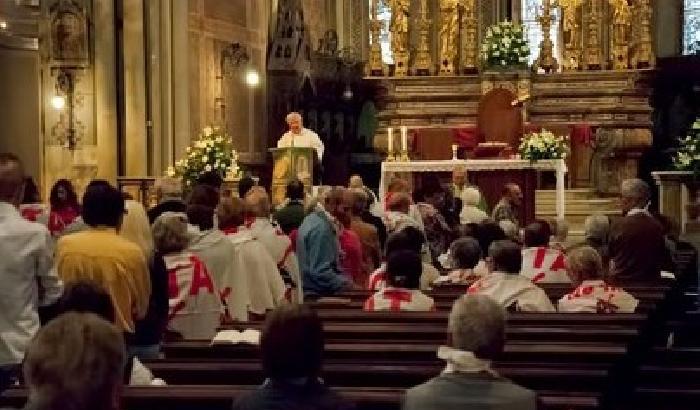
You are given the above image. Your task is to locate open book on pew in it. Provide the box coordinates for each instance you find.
[211,329,261,346]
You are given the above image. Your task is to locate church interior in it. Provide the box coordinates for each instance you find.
[1,0,700,409]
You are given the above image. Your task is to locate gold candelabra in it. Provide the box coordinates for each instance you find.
[413,0,433,76]
[368,0,386,76]
[534,0,559,73]
[461,0,479,74]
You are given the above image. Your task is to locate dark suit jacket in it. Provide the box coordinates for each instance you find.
[273,201,306,235]
[232,379,354,410]
[609,212,671,283]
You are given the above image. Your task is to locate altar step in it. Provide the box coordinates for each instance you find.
[535,189,620,244]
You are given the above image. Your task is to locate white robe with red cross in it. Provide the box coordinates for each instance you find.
[467,272,556,312]
[557,280,639,313]
[165,252,223,339]
[363,287,435,312]
[241,218,302,301]
[521,246,571,284]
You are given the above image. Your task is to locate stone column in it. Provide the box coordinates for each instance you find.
[172,0,191,161]
[123,0,148,176]
[94,0,118,182]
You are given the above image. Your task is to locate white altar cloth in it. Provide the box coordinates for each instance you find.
[379,159,568,220]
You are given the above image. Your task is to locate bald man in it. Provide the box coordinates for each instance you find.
[296,187,353,297]
[0,153,63,388]
[277,112,324,160]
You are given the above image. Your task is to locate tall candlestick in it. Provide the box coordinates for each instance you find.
[400,126,408,153]
[387,127,394,154]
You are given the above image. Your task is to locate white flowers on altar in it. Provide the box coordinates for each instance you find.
[519,130,569,162]
[671,118,700,176]
[481,21,529,70]
[169,125,241,186]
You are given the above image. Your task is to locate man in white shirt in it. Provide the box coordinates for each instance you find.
[277,112,324,160]
[468,240,555,312]
[0,153,63,389]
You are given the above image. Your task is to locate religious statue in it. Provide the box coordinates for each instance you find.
[48,0,89,67]
[413,0,433,75]
[610,0,631,69]
[631,0,655,68]
[583,0,602,70]
[438,0,460,75]
[389,0,410,76]
[460,0,479,73]
[560,0,582,71]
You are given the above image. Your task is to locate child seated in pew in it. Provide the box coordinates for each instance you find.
[558,246,639,313]
[232,304,354,410]
[364,250,436,312]
[468,240,556,312]
[368,226,440,291]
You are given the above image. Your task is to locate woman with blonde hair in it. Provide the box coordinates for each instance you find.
[120,199,154,261]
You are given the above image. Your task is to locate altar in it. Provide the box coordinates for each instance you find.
[379,159,567,226]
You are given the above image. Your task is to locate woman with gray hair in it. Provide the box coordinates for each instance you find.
[558,246,638,313]
[153,212,222,339]
[404,294,536,410]
[583,214,610,263]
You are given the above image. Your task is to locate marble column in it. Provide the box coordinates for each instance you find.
[123,0,148,176]
[94,0,118,182]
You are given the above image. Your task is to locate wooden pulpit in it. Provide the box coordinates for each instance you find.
[269,147,315,206]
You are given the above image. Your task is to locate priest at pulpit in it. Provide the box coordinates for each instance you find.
[277,112,324,160]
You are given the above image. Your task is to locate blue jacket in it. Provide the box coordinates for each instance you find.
[296,210,350,297]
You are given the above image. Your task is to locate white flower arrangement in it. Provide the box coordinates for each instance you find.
[671,119,700,177]
[481,21,529,69]
[519,130,569,161]
[167,126,240,186]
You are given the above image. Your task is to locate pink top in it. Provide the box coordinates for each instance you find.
[339,228,364,285]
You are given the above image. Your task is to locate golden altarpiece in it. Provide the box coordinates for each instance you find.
[366,0,655,196]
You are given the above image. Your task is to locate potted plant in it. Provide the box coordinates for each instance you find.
[670,119,700,220]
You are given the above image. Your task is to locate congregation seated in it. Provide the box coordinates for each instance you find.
[232,304,353,410]
[385,176,424,232]
[415,177,453,264]
[56,181,151,334]
[558,246,638,313]
[368,226,440,291]
[120,198,154,261]
[440,237,484,284]
[147,176,187,224]
[468,240,555,312]
[348,188,382,286]
[403,294,537,410]
[242,187,301,290]
[336,190,365,287]
[18,177,47,223]
[364,250,435,312]
[520,220,570,284]
[492,183,523,231]
[349,175,387,248]
[549,217,569,251]
[217,197,288,316]
[47,178,81,237]
[152,212,222,339]
[459,186,489,225]
[273,179,306,235]
[498,219,520,244]
[583,214,611,263]
[57,281,161,386]
[297,187,353,298]
[609,179,672,283]
[19,312,127,410]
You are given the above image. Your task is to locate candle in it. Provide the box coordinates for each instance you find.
[452,144,458,160]
[387,127,394,153]
[400,126,408,153]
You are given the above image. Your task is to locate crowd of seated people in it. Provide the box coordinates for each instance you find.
[0,147,692,409]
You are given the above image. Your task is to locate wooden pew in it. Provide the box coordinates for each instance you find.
[219,322,640,344]
[162,341,628,364]
[0,386,602,410]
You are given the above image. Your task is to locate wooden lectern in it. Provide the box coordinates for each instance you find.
[269,147,315,206]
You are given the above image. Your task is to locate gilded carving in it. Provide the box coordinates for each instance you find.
[460,0,478,73]
[438,0,460,75]
[560,0,582,71]
[610,0,631,69]
[389,0,410,76]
